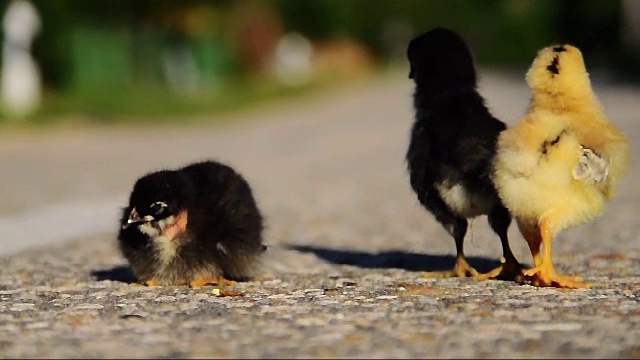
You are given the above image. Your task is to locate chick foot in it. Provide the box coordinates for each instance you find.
[131,280,160,287]
[423,256,479,278]
[189,277,237,288]
[477,256,526,282]
[524,266,590,289]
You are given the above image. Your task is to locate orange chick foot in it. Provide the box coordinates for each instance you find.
[144,280,160,287]
[524,267,590,289]
[189,277,237,288]
[423,257,479,279]
[477,257,526,282]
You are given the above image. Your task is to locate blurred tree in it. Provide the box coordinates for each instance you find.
[28,0,73,91]
[19,0,240,93]
[14,0,635,93]
[0,0,635,120]
[274,0,560,66]
[554,0,623,66]
[276,0,356,41]
[229,0,282,78]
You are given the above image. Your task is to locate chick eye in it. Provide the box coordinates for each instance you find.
[149,201,168,216]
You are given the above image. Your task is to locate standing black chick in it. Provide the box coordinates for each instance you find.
[118,160,265,287]
[406,28,521,280]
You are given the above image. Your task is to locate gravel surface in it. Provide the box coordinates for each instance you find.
[0,71,639,358]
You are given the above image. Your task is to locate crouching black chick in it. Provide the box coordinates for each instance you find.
[405,28,522,281]
[118,160,265,287]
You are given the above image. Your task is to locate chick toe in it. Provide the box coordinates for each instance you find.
[144,280,160,287]
[524,266,589,289]
[189,277,237,288]
[423,256,479,278]
[477,256,526,282]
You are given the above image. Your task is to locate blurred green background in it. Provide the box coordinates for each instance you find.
[1,0,638,123]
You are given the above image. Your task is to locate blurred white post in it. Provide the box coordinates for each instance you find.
[272,32,313,87]
[1,0,42,119]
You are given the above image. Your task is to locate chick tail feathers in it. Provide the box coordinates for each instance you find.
[602,137,631,200]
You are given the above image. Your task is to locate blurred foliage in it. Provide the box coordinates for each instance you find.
[275,0,634,68]
[0,0,637,122]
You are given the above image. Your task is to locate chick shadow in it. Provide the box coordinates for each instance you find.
[286,244,502,273]
[91,266,138,284]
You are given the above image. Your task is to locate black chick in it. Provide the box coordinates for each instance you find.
[406,28,522,280]
[118,160,265,287]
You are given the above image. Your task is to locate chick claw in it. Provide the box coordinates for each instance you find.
[423,257,479,279]
[523,267,590,289]
[144,280,160,287]
[189,278,237,288]
[477,256,526,282]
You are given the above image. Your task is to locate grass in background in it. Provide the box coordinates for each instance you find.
[0,64,379,128]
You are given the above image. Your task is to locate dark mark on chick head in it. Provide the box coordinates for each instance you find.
[553,46,566,53]
[547,56,560,75]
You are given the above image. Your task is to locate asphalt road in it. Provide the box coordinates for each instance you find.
[0,71,638,358]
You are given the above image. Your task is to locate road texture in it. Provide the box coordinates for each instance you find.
[0,71,639,358]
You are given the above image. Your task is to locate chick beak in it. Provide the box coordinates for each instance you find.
[122,208,154,229]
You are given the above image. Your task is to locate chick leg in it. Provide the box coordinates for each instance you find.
[477,205,524,281]
[419,190,478,278]
[523,220,590,289]
[422,219,478,278]
[519,222,543,268]
[449,222,480,278]
[189,277,237,288]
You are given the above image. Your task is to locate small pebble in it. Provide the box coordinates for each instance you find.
[73,304,104,310]
[9,303,36,311]
[24,322,50,330]
[531,323,583,332]
[154,296,177,302]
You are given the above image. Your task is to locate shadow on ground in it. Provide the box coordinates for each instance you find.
[91,246,513,283]
[91,266,137,284]
[286,245,502,273]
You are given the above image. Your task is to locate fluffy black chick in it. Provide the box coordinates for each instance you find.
[118,160,265,287]
[406,28,522,280]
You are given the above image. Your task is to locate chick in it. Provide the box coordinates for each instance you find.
[406,28,522,280]
[493,45,630,288]
[118,160,266,287]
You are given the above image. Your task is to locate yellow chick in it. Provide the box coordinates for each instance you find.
[492,45,630,289]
